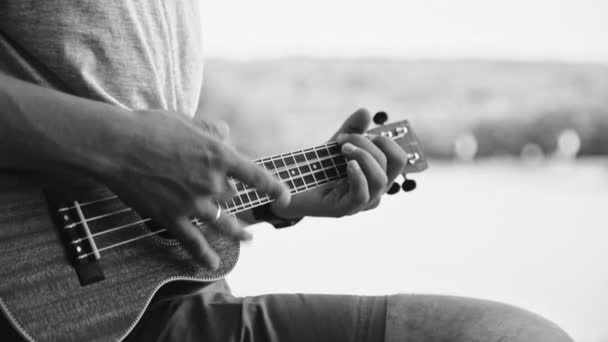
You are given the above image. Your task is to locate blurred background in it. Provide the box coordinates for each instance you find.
[196,1,608,341]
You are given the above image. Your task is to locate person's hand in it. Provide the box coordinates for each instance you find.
[100,110,290,269]
[270,108,407,219]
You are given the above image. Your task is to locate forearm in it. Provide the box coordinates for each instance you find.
[0,74,136,179]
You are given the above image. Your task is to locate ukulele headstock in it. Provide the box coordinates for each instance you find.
[366,119,428,174]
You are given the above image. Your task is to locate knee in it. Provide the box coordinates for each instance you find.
[385,294,573,342]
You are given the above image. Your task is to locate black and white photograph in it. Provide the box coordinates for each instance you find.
[0,1,606,341]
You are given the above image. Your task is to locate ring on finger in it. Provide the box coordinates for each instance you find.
[214,206,222,223]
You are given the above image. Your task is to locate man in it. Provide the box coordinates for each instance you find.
[0,1,572,341]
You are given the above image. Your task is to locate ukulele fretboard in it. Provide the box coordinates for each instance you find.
[224,142,348,214]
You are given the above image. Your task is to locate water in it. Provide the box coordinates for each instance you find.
[227,159,608,342]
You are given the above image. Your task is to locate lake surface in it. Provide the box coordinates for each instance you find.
[227,159,608,342]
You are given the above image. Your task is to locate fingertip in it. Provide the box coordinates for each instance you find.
[347,160,360,172]
[352,107,372,126]
[272,182,291,208]
[207,253,220,270]
[277,190,291,208]
[342,142,357,155]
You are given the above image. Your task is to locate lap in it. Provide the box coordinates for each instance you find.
[127,285,386,342]
[126,280,573,342]
[1,280,572,342]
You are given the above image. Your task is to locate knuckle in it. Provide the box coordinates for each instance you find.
[368,198,381,210]
[208,174,227,194]
[378,154,388,170]
[209,142,231,166]
[370,174,388,191]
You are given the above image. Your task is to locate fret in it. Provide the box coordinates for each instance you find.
[287,152,308,193]
[241,184,254,211]
[282,153,297,168]
[273,157,285,169]
[250,188,263,208]
[293,152,306,164]
[281,153,298,193]
[300,148,321,187]
[323,145,340,180]
[312,146,330,185]
[260,157,275,172]
[228,178,240,211]
[236,193,248,210]
[293,152,317,190]
[223,143,352,215]
[270,155,295,191]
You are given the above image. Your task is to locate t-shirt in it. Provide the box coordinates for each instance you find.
[0,1,226,298]
[0,0,204,117]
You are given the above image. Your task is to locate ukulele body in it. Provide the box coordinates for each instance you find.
[0,170,239,342]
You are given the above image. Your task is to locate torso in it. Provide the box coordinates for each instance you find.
[0,0,204,116]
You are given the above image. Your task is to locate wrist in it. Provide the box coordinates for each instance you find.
[69,107,141,182]
[253,202,303,229]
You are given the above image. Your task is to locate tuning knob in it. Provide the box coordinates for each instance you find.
[401,178,417,192]
[373,111,388,125]
[387,182,401,195]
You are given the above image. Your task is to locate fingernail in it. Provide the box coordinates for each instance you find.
[342,143,357,154]
[348,160,360,171]
[337,134,347,142]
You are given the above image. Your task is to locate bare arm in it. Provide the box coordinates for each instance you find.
[0,74,138,176]
[0,74,290,268]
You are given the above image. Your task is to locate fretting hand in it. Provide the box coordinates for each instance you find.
[270,108,408,219]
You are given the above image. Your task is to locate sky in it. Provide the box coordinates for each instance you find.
[200,0,608,63]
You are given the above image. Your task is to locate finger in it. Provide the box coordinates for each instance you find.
[173,216,220,269]
[224,150,291,207]
[194,198,252,241]
[363,198,381,211]
[337,134,387,172]
[341,143,388,201]
[189,171,230,197]
[213,211,252,241]
[213,178,238,202]
[371,135,408,185]
[342,160,369,215]
[331,108,372,139]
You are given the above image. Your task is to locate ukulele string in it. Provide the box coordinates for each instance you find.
[64,142,345,232]
[60,141,342,215]
[68,132,410,258]
[74,160,350,258]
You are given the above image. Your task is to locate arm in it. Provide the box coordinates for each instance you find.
[0,74,290,268]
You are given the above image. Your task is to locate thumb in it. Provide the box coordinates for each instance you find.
[331,108,372,140]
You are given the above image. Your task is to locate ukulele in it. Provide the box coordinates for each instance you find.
[0,117,427,342]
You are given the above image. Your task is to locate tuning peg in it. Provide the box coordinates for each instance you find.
[387,182,401,195]
[401,177,417,192]
[373,111,388,125]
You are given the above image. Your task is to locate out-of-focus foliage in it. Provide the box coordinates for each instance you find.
[197,58,608,159]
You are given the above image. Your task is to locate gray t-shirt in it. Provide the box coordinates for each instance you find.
[0,0,204,117]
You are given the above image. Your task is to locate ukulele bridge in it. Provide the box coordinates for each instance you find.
[44,188,106,286]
